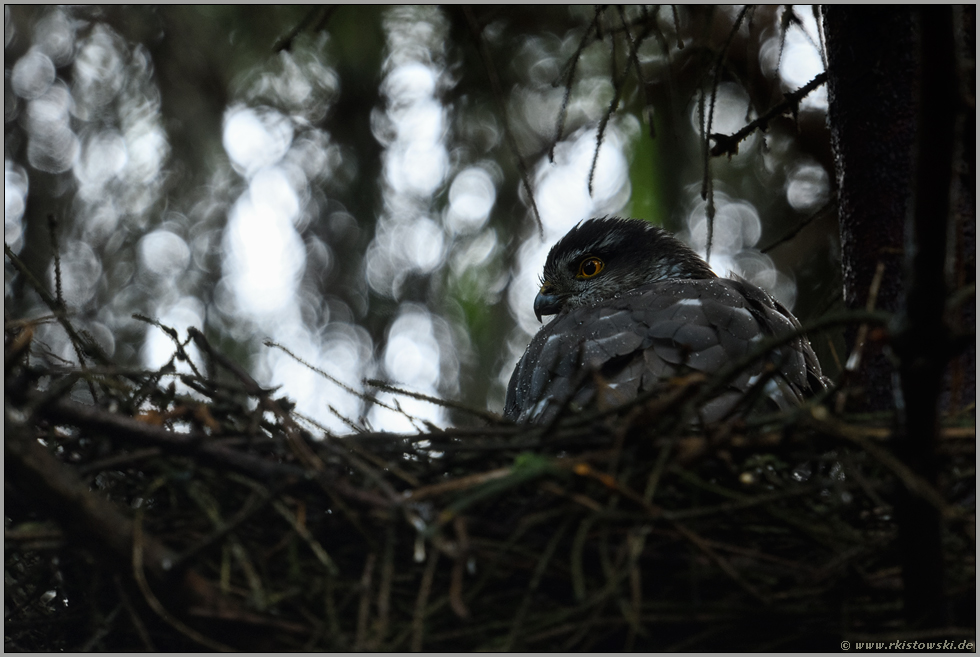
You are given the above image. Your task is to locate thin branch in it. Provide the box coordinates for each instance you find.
[709,71,829,158]
[273,6,332,53]
[773,5,796,81]
[169,483,283,573]
[462,6,543,237]
[618,4,654,131]
[133,315,204,380]
[364,378,503,423]
[671,6,683,49]
[132,509,235,652]
[550,7,602,162]
[805,409,961,521]
[588,19,652,196]
[503,519,571,650]
[46,215,64,311]
[648,6,680,141]
[39,395,393,508]
[410,549,440,651]
[812,5,829,71]
[113,575,155,651]
[702,5,749,263]
[759,196,836,253]
[265,339,394,411]
[7,236,102,400]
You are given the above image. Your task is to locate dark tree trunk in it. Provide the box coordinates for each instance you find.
[824,6,973,630]
[945,4,977,413]
[890,6,956,630]
[823,7,915,413]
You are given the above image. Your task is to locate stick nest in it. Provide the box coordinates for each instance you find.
[4,312,975,651]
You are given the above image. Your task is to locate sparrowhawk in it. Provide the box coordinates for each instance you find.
[504,217,828,424]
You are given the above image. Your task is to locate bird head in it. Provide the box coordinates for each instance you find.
[534,217,717,321]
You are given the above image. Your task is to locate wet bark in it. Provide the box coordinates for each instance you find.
[823,7,915,413]
[825,6,971,629]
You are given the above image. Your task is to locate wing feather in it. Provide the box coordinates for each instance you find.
[504,277,826,423]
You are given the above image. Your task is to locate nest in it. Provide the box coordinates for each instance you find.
[4,304,976,652]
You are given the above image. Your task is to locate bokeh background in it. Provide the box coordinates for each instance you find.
[5,5,841,434]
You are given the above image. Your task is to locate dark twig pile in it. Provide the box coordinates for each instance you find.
[5,287,975,651]
[6,5,976,651]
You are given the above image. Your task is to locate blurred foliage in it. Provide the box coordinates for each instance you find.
[4,5,975,652]
[6,5,843,430]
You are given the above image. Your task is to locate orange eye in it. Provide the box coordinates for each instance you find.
[576,257,604,279]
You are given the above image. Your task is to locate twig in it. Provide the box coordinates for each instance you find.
[46,215,64,311]
[702,5,749,262]
[408,466,512,502]
[462,6,543,237]
[77,604,120,652]
[448,516,470,619]
[410,548,439,651]
[5,413,178,580]
[587,12,652,196]
[273,6,331,53]
[834,261,886,413]
[773,5,796,82]
[503,519,571,650]
[193,329,330,474]
[550,7,602,161]
[670,6,683,49]
[132,509,234,652]
[648,6,680,141]
[40,395,393,508]
[812,6,829,70]
[760,197,836,253]
[368,520,396,649]
[353,552,377,651]
[807,408,960,521]
[5,240,103,400]
[77,447,162,476]
[170,481,282,573]
[698,86,713,262]
[114,575,155,651]
[364,378,502,424]
[268,339,383,407]
[709,71,828,157]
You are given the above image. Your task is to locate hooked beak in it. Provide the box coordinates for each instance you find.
[533,283,562,322]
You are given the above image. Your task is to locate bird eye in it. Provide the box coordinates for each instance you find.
[576,257,604,279]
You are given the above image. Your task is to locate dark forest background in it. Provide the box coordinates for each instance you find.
[6,5,855,431]
[4,5,975,651]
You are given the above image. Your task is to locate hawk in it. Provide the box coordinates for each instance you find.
[504,217,828,424]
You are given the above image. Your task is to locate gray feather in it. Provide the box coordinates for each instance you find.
[503,218,827,424]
